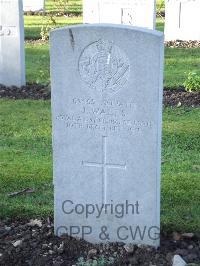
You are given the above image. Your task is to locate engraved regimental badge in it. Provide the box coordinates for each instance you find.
[78,39,130,96]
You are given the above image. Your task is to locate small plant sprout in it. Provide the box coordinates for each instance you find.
[183,72,200,92]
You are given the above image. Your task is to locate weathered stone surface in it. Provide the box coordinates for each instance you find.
[23,0,45,12]
[165,0,200,41]
[0,0,25,87]
[83,0,156,29]
[51,24,164,247]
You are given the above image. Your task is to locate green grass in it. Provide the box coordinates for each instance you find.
[24,15,82,40]
[156,17,164,32]
[165,48,200,88]
[161,108,200,232]
[1,0,199,233]
[26,43,50,84]
[0,100,53,217]
[25,42,200,88]
[24,16,164,40]
[24,15,164,41]
[38,0,165,14]
[0,100,199,232]
[24,12,200,89]
[24,0,165,40]
[45,0,82,13]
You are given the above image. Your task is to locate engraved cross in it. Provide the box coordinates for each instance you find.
[82,136,126,203]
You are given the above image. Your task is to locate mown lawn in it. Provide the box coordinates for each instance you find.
[24,16,164,41]
[0,100,199,232]
[0,100,52,217]
[45,0,82,13]
[39,0,165,14]
[24,12,200,88]
[0,0,199,234]
[161,108,200,232]
[24,15,82,40]
[24,0,165,40]
[25,42,200,88]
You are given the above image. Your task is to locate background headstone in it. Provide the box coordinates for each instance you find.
[83,0,100,23]
[51,24,164,247]
[0,0,25,87]
[165,0,200,41]
[83,0,156,30]
[23,0,45,12]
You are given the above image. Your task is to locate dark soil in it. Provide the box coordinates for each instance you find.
[24,11,165,18]
[0,83,51,100]
[25,38,200,49]
[163,87,200,107]
[0,84,200,107]
[0,218,199,266]
[165,40,200,48]
[24,11,82,17]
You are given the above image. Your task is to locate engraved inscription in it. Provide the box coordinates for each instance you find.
[78,39,130,96]
[82,136,126,203]
[0,26,16,37]
[121,8,134,25]
[56,97,153,135]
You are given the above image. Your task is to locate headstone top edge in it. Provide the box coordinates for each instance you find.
[50,24,164,38]
[0,0,22,3]
[165,0,198,3]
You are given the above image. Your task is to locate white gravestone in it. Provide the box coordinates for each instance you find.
[0,0,25,87]
[23,0,45,12]
[83,0,156,30]
[51,24,164,247]
[165,0,200,41]
[83,0,100,24]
